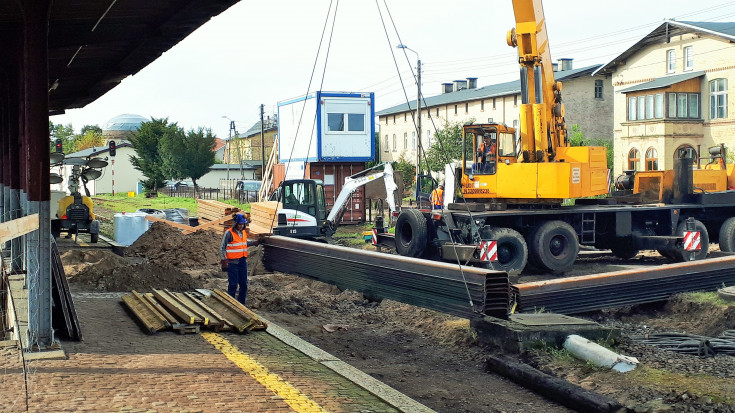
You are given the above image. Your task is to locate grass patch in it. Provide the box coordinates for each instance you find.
[92,193,249,216]
[681,291,732,306]
[629,366,735,404]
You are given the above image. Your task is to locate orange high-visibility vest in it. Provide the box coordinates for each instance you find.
[431,188,444,207]
[225,228,248,259]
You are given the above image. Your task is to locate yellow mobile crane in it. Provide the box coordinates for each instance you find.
[459,0,608,203]
[376,0,730,275]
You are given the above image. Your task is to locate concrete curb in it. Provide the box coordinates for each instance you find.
[261,317,436,413]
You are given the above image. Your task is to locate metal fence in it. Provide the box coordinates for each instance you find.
[160,186,259,203]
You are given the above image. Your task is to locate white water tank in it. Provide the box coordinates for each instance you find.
[114,212,149,246]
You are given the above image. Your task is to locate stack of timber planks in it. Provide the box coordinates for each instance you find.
[196,199,246,234]
[248,201,280,236]
[121,288,268,335]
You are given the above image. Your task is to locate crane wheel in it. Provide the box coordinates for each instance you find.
[395,209,428,258]
[528,220,579,274]
[718,217,735,252]
[486,228,527,275]
[671,219,709,262]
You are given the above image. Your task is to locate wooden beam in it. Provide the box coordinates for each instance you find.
[181,215,232,235]
[0,214,39,243]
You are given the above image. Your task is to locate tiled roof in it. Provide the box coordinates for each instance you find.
[376,65,601,116]
[619,71,706,93]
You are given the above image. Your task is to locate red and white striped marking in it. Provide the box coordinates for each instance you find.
[479,240,498,262]
[371,228,378,246]
[683,231,701,251]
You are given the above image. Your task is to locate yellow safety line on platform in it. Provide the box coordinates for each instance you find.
[201,332,328,413]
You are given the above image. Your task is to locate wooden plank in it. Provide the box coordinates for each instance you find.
[0,214,39,243]
[151,289,196,324]
[181,215,234,234]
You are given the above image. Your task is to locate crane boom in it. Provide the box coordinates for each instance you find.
[327,163,397,224]
[508,0,566,162]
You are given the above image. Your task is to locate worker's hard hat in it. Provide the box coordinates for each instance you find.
[234,214,248,224]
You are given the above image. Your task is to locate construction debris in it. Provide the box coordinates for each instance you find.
[121,288,267,335]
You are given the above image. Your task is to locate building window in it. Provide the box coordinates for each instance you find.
[655,93,664,118]
[667,92,701,119]
[684,46,693,71]
[481,100,485,111]
[404,132,408,150]
[384,117,388,125]
[628,97,637,121]
[412,131,416,151]
[513,95,518,106]
[493,98,497,109]
[384,135,389,152]
[710,78,728,119]
[427,129,432,147]
[645,147,658,171]
[326,113,365,132]
[667,49,675,74]
[392,115,395,124]
[436,107,439,116]
[404,113,407,122]
[628,148,640,171]
[392,134,397,151]
[465,103,469,113]
[454,105,458,115]
[594,80,603,99]
[676,145,696,161]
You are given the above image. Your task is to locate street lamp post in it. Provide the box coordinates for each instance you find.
[221,116,243,179]
[396,44,422,189]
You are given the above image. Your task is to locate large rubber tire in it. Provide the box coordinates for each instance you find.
[719,217,735,252]
[671,219,709,262]
[487,228,528,275]
[657,249,675,260]
[394,209,428,258]
[528,220,579,274]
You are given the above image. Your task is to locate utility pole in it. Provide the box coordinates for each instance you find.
[416,59,422,183]
[226,122,231,180]
[260,104,266,180]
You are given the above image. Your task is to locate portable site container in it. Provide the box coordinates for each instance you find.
[272,162,366,224]
[277,91,375,163]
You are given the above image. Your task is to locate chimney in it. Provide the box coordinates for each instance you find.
[442,83,453,94]
[454,79,468,91]
[557,58,573,71]
[466,77,478,89]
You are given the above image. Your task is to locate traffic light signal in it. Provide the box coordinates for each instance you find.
[109,140,116,157]
[55,139,63,153]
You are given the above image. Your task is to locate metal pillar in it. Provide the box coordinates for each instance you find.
[23,0,54,350]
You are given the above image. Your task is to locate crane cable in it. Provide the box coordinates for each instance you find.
[377,0,486,312]
[269,0,339,232]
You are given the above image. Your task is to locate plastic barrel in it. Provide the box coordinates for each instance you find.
[114,212,149,246]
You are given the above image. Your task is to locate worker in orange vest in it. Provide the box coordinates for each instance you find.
[431,184,444,210]
[220,213,259,305]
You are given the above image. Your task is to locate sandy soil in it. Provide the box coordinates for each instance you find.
[59,220,735,412]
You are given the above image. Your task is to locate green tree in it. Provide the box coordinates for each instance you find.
[568,124,613,170]
[129,118,175,193]
[160,127,216,189]
[392,154,416,197]
[73,129,105,152]
[81,124,103,135]
[366,132,381,168]
[424,120,470,172]
[49,121,75,153]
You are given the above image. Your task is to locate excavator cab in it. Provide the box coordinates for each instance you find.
[280,180,327,222]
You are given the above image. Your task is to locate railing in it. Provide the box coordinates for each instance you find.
[160,186,260,203]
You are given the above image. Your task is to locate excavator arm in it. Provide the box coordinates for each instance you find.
[327,163,398,225]
[507,0,566,162]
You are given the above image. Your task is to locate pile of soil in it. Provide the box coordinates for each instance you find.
[72,261,199,292]
[126,222,222,268]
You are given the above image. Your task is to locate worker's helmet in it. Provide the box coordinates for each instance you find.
[439,184,444,188]
[234,214,248,225]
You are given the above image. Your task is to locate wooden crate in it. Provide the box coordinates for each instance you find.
[248,201,280,236]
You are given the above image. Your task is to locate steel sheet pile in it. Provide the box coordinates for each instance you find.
[513,255,735,314]
[262,236,510,318]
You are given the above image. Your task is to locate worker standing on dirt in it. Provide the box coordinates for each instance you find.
[431,184,444,210]
[220,213,258,305]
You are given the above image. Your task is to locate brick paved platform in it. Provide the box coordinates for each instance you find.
[0,293,433,413]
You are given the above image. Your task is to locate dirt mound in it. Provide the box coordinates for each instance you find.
[70,261,200,292]
[60,249,131,276]
[126,222,222,269]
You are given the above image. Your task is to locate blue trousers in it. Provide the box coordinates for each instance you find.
[227,258,248,305]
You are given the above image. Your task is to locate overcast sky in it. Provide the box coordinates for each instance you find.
[50,0,735,140]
